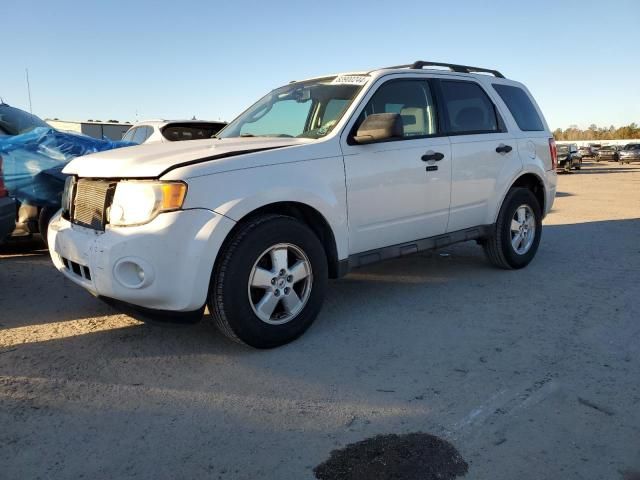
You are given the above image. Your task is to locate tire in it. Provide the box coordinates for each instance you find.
[38,207,57,247]
[208,214,328,348]
[575,159,582,170]
[483,187,542,270]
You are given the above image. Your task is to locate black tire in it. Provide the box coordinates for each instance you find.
[483,187,542,270]
[208,214,328,348]
[38,207,58,247]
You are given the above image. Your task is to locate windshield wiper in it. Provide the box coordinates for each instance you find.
[240,133,256,138]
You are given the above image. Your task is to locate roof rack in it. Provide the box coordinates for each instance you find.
[381,61,505,79]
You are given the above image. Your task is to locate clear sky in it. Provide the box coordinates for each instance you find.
[3,0,638,130]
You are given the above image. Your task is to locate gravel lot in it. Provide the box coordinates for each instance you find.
[1,160,639,480]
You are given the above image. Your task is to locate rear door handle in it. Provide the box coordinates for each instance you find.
[496,144,513,154]
[421,151,444,162]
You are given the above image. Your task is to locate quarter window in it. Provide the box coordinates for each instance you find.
[132,127,150,144]
[357,80,438,138]
[493,84,544,131]
[440,80,499,134]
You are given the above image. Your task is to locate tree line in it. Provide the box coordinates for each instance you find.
[553,123,640,141]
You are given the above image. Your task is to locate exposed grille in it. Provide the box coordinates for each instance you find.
[71,179,115,230]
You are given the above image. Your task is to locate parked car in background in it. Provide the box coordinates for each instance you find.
[0,156,16,244]
[619,143,640,164]
[122,120,227,144]
[49,60,557,348]
[579,145,596,158]
[557,143,582,171]
[596,145,620,162]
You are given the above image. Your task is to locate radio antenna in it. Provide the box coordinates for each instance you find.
[25,68,33,113]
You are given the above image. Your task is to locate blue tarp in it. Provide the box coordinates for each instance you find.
[0,127,134,207]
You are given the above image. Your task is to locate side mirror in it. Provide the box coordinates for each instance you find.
[353,113,403,144]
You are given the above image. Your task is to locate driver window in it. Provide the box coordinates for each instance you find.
[357,80,437,138]
[240,100,312,137]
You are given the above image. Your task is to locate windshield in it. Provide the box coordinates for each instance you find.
[624,144,640,150]
[218,76,367,140]
[557,145,570,153]
[0,104,50,135]
[601,146,614,150]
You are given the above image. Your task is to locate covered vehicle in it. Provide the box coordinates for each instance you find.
[0,103,134,243]
[122,120,227,144]
[619,143,640,164]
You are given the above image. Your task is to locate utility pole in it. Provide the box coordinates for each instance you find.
[25,68,33,113]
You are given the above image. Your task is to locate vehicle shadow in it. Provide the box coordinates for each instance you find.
[576,161,639,174]
[2,217,638,378]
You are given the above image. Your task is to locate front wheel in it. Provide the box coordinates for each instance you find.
[208,215,328,348]
[483,188,542,269]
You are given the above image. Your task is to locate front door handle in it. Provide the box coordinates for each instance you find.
[421,151,444,162]
[496,144,513,154]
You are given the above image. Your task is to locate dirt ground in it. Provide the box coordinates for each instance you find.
[1,160,639,479]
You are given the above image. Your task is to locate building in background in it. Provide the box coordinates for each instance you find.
[45,119,132,140]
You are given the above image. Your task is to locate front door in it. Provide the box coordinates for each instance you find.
[341,78,452,254]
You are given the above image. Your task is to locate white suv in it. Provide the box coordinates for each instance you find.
[48,61,558,348]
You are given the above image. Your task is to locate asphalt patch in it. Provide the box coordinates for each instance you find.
[314,432,468,480]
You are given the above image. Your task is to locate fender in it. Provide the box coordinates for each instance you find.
[180,155,349,260]
[492,165,549,223]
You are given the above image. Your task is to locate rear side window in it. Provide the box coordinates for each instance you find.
[440,81,498,134]
[132,127,152,144]
[492,84,544,131]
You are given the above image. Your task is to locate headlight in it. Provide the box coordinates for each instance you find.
[61,176,76,217]
[108,181,187,227]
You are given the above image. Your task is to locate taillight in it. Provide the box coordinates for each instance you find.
[549,138,558,170]
[0,155,7,197]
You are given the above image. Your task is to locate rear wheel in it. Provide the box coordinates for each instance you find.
[208,215,328,348]
[483,188,542,269]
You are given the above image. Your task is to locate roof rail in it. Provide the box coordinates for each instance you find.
[380,61,505,79]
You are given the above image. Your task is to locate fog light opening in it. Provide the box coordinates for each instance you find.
[114,259,152,289]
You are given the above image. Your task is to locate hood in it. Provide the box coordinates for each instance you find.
[63,137,312,178]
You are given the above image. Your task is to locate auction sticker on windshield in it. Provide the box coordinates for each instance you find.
[331,75,369,86]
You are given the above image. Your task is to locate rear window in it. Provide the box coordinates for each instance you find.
[0,104,50,135]
[492,84,544,131]
[162,122,226,141]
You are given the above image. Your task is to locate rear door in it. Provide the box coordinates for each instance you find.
[435,78,518,232]
[341,76,452,254]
